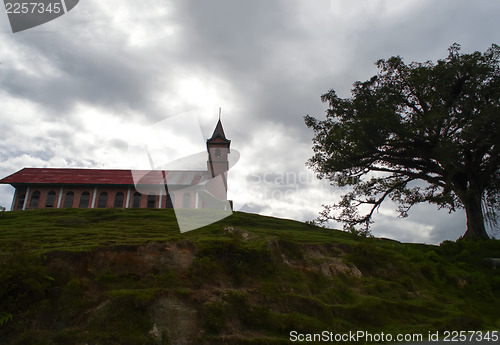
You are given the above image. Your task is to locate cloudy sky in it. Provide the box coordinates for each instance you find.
[0,0,498,243]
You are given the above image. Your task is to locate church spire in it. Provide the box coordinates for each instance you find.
[208,115,229,142]
[206,113,231,198]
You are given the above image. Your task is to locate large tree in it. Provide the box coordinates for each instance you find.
[305,44,499,240]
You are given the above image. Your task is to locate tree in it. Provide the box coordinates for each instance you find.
[305,44,499,240]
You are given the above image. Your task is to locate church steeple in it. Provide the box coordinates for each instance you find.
[206,116,231,200]
[207,118,230,143]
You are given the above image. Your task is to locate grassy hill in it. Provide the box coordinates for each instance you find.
[1,208,499,344]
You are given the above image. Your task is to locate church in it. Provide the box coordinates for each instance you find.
[0,119,232,212]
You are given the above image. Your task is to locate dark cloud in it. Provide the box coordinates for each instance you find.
[1,39,156,117]
[177,0,290,72]
[370,203,468,244]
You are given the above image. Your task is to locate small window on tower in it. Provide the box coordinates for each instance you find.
[215,148,221,157]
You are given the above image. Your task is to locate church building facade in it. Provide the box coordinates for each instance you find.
[0,119,231,211]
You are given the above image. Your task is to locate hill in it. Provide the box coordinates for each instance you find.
[1,209,499,344]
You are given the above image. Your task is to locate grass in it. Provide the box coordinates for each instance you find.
[0,208,363,254]
[0,208,499,344]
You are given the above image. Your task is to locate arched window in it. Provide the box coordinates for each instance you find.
[114,192,124,208]
[182,193,191,208]
[166,193,174,209]
[147,194,156,208]
[132,192,141,208]
[17,193,26,210]
[45,191,56,208]
[29,191,40,209]
[215,148,221,157]
[97,191,108,208]
[79,192,90,208]
[63,191,74,208]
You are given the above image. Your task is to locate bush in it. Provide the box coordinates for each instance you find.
[0,246,53,319]
[196,239,274,285]
[0,311,13,326]
[87,293,153,345]
[347,242,398,275]
[203,301,226,334]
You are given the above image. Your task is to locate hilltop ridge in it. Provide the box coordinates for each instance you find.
[1,209,499,344]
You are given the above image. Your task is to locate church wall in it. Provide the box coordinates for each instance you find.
[207,144,229,201]
[10,184,197,210]
[22,185,63,210]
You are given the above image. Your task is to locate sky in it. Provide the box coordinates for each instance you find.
[0,0,498,244]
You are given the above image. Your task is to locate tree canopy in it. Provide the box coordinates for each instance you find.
[305,44,499,240]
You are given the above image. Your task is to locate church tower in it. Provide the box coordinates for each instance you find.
[206,118,231,199]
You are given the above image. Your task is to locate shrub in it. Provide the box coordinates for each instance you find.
[0,247,53,317]
[203,301,226,334]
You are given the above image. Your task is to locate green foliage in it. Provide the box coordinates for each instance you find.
[56,278,93,319]
[145,269,177,288]
[346,241,401,276]
[277,240,304,261]
[305,43,500,239]
[87,293,153,345]
[0,245,53,320]
[420,262,444,284]
[0,311,13,326]
[319,278,357,304]
[438,239,500,266]
[190,256,219,286]
[8,330,55,345]
[195,238,275,285]
[203,301,226,334]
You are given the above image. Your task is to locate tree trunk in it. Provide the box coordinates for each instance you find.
[462,190,489,240]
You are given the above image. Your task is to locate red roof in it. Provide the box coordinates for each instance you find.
[0,168,207,186]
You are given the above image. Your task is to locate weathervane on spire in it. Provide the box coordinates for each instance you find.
[219,107,221,120]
